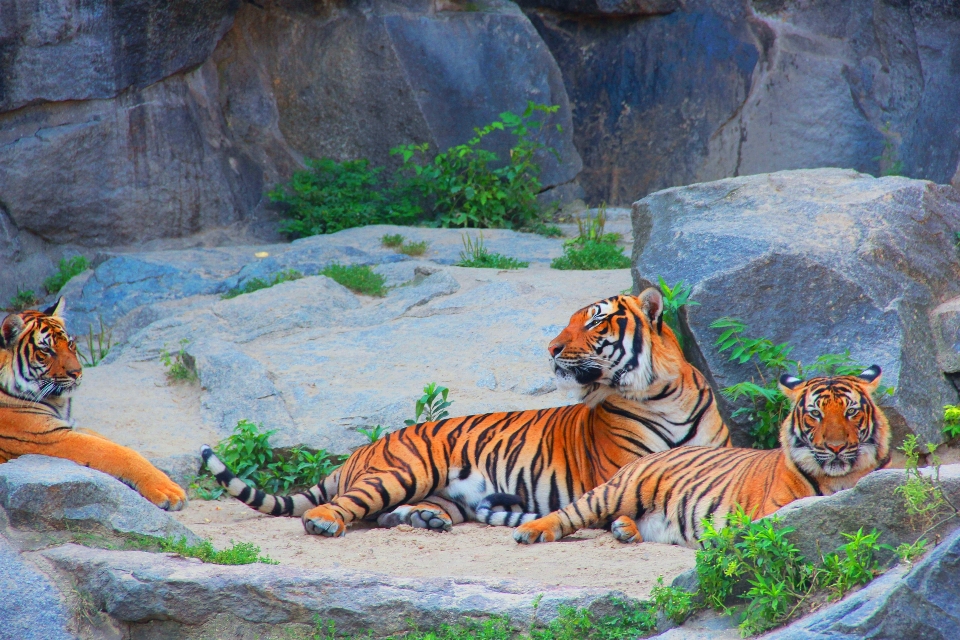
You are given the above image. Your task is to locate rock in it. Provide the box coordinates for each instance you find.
[0,455,200,544]
[0,534,74,640]
[516,0,680,16]
[767,524,960,640]
[42,543,626,638]
[773,465,960,566]
[932,297,960,374]
[631,169,960,445]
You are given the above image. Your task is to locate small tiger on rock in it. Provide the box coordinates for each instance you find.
[513,366,890,547]
[202,288,731,537]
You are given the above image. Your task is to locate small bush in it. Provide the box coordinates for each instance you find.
[657,277,698,349]
[405,382,453,426]
[159,536,278,565]
[944,404,960,439]
[221,269,303,299]
[650,576,695,625]
[455,234,529,269]
[358,425,387,443]
[8,288,38,312]
[320,263,387,297]
[551,205,629,270]
[160,338,198,383]
[381,233,406,248]
[44,255,89,294]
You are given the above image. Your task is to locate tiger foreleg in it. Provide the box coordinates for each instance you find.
[610,515,643,543]
[514,483,622,544]
[377,496,464,532]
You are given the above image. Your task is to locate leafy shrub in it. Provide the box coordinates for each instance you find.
[455,233,529,269]
[159,535,278,565]
[44,255,89,294]
[818,528,882,599]
[944,404,960,439]
[551,206,630,271]
[320,263,387,297]
[221,269,303,299]
[160,338,198,383]
[77,316,112,367]
[650,576,695,625]
[657,277,698,349]
[358,425,387,443]
[8,288,38,311]
[405,382,453,426]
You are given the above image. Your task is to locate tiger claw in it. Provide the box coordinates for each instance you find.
[302,506,346,537]
[513,520,559,544]
[611,515,642,543]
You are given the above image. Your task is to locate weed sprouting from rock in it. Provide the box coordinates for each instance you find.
[455,233,529,269]
[320,263,388,297]
[405,382,453,426]
[78,316,112,367]
[160,338,198,383]
[221,269,303,299]
[44,255,89,295]
[551,205,630,271]
[8,287,38,311]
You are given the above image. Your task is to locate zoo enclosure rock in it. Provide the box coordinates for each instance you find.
[631,168,960,445]
[0,534,74,640]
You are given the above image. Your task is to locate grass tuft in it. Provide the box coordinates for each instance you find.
[455,234,529,269]
[222,269,303,299]
[44,255,89,294]
[321,263,388,297]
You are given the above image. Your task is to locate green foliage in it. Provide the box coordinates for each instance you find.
[405,382,453,426]
[818,528,882,600]
[159,535,278,565]
[710,318,892,449]
[400,240,431,257]
[358,425,387,443]
[8,287,38,311]
[874,122,904,177]
[943,404,960,439]
[896,436,948,527]
[528,223,563,238]
[187,474,225,501]
[44,255,89,294]
[320,263,388,297]
[269,158,420,238]
[393,103,559,230]
[551,205,629,271]
[893,538,928,564]
[77,316,112,367]
[650,576,695,625]
[160,338,198,383]
[222,269,303,299]
[381,233,406,248]
[455,233,529,269]
[657,276,698,349]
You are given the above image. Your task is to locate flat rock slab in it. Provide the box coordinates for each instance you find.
[0,534,74,640]
[42,543,629,638]
[0,455,199,544]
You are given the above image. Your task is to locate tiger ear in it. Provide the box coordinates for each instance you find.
[42,296,65,317]
[637,287,664,333]
[857,365,882,392]
[779,374,804,401]
[1,314,24,347]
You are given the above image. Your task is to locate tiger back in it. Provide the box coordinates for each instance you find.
[203,287,731,537]
[514,366,890,547]
[0,298,186,510]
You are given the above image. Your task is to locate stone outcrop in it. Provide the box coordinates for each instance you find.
[631,169,960,445]
[0,535,74,640]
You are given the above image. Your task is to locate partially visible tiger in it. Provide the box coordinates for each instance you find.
[513,366,890,547]
[202,287,731,537]
[0,298,186,510]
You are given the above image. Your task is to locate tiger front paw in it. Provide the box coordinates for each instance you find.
[139,475,188,511]
[513,517,563,544]
[302,505,347,537]
[610,516,642,543]
[377,503,453,532]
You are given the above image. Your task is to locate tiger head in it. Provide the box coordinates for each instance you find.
[0,297,82,400]
[548,287,688,405]
[779,366,890,482]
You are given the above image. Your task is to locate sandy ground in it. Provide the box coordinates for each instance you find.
[174,499,696,600]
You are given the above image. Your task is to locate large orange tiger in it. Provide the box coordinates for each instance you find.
[0,298,186,510]
[513,366,890,547]
[202,288,731,537]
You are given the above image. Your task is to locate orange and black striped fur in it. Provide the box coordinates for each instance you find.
[513,366,890,547]
[0,298,186,510]
[201,288,730,537]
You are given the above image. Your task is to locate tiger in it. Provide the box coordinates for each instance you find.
[201,287,731,537]
[512,366,890,547]
[0,298,186,510]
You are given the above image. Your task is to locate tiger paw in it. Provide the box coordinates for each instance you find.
[302,505,347,537]
[611,516,642,543]
[377,503,453,532]
[139,475,188,512]
[513,517,562,544]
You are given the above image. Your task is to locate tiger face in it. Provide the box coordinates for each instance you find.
[549,288,684,402]
[0,297,82,400]
[779,366,889,479]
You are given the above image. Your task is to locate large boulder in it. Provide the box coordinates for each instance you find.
[0,534,74,640]
[631,169,960,445]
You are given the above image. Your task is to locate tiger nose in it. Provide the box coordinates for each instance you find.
[66,367,81,380]
[548,343,563,358]
[825,442,846,454]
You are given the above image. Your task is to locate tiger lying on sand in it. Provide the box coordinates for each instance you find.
[202,288,731,537]
[513,366,890,547]
[0,298,186,510]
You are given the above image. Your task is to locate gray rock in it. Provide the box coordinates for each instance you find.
[0,455,199,544]
[148,453,204,493]
[631,169,960,445]
[767,525,960,640]
[932,297,960,375]
[516,0,679,16]
[0,534,74,640]
[42,543,626,638]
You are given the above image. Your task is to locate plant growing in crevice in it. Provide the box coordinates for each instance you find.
[455,233,528,269]
[44,255,89,294]
[358,425,387,443]
[160,338,198,383]
[405,382,453,426]
[657,276,698,349]
[551,204,630,271]
[78,316,112,367]
[221,269,303,299]
[943,404,960,440]
[8,287,38,312]
[320,263,387,297]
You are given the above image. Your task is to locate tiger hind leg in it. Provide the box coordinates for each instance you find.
[302,504,348,537]
[610,516,643,543]
[377,496,464,532]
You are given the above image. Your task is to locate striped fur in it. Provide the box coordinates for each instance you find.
[514,366,890,547]
[0,299,186,510]
[202,288,731,537]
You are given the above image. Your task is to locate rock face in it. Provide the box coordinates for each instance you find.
[523,0,960,204]
[42,543,623,638]
[0,534,74,640]
[631,169,960,445]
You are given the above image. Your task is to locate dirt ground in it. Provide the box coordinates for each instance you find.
[174,499,696,600]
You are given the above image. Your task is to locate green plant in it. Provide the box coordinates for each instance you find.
[405,383,453,426]
[215,419,275,485]
[269,158,421,238]
[893,538,928,564]
[455,233,529,269]
[44,255,90,294]
[400,240,431,257]
[160,338,198,383]
[944,404,960,439]
[320,263,388,297]
[8,287,38,311]
[77,316,112,367]
[187,473,225,500]
[650,576,695,625]
[528,223,563,238]
[222,269,303,299]
[358,425,387,443]
[551,206,629,271]
[393,102,559,230]
[874,122,904,177]
[818,528,882,600]
[381,233,406,248]
[159,535,278,565]
[657,277,698,349]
